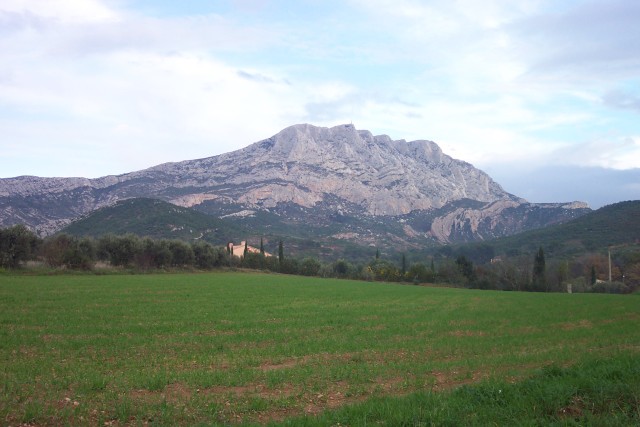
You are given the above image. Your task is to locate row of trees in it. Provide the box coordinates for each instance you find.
[1,225,638,293]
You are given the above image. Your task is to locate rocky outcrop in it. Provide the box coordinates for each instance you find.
[428,200,590,243]
[0,123,589,241]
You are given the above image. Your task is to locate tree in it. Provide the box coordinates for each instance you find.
[278,240,284,265]
[243,242,248,258]
[41,234,73,268]
[455,255,475,284]
[368,259,401,282]
[333,259,352,278]
[300,257,321,276]
[401,253,406,278]
[168,240,194,267]
[407,262,435,284]
[192,241,224,269]
[0,225,39,269]
[590,265,597,285]
[532,247,547,291]
[98,234,140,267]
[260,237,264,255]
[41,234,94,270]
[375,248,380,260]
[135,238,171,269]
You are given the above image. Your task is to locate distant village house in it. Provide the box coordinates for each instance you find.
[227,241,272,258]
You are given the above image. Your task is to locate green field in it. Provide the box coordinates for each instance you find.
[1,272,639,425]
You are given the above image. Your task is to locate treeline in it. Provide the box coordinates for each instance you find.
[0,226,231,271]
[0,225,439,282]
[1,224,638,294]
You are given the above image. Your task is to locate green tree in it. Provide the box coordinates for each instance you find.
[192,241,222,269]
[136,238,171,269]
[455,255,475,284]
[0,224,39,268]
[590,265,597,285]
[333,259,352,278]
[407,262,435,284]
[98,234,140,267]
[300,257,321,276]
[368,259,401,282]
[532,247,547,291]
[42,234,94,270]
[278,240,284,265]
[401,253,406,278]
[168,240,195,267]
[260,237,264,255]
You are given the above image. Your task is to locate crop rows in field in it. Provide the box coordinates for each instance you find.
[1,272,638,425]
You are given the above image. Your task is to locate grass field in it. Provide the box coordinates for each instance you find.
[1,272,639,425]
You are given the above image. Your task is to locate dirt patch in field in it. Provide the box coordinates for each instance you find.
[362,324,387,331]
[560,319,593,330]
[429,370,485,391]
[259,356,306,372]
[193,329,237,337]
[448,319,477,326]
[301,380,367,418]
[558,396,585,419]
[130,382,192,404]
[449,330,486,337]
[513,326,542,334]
[202,384,257,397]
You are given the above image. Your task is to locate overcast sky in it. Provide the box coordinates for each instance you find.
[1,0,639,208]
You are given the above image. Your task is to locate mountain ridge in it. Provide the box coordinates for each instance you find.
[0,123,590,243]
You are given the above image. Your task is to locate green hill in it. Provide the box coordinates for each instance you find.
[61,198,243,244]
[450,200,640,261]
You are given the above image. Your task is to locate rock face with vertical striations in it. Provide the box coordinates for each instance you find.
[0,124,590,242]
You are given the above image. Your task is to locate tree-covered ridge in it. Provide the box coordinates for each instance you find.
[477,200,640,257]
[62,198,241,245]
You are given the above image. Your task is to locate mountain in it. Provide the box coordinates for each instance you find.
[62,198,241,244]
[449,200,640,261]
[0,124,590,246]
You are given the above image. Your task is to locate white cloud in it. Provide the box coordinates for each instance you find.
[2,0,120,23]
[0,0,638,210]
[553,136,640,170]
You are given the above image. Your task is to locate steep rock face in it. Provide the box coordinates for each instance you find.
[0,123,587,241]
[429,200,590,243]
[149,123,517,214]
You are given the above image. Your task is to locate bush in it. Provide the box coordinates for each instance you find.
[591,281,630,294]
[368,259,401,282]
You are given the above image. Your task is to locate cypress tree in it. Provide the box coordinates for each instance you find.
[278,240,284,264]
[590,265,597,285]
[260,237,264,255]
[532,247,546,291]
[401,253,406,277]
[243,242,248,258]
[375,248,380,260]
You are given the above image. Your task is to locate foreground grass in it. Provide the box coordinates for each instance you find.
[1,272,639,425]
[280,354,640,426]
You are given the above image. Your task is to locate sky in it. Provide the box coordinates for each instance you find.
[1,0,639,208]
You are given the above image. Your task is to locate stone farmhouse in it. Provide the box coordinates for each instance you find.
[227,241,272,258]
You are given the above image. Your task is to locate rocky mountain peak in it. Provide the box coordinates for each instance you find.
[0,123,588,240]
